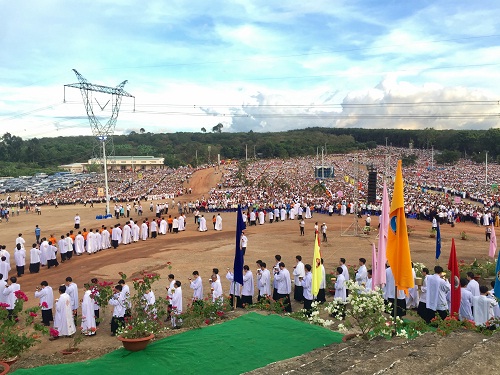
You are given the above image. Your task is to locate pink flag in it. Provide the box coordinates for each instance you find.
[371,243,377,291]
[489,223,497,258]
[375,180,389,286]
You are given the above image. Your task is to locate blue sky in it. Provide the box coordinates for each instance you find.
[1,0,499,139]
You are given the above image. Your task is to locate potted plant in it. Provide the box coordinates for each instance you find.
[460,231,468,240]
[61,331,84,355]
[0,290,48,362]
[115,271,170,351]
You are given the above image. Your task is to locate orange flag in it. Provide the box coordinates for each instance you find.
[386,160,414,294]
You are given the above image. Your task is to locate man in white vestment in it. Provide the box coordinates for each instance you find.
[170,281,183,328]
[35,280,54,326]
[65,277,79,323]
[258,211,265,225]
[190,271,203,302]
[241,265,254,306]
[473,285,498,326]
[122,223,132,244]
[459,278,473,321]
[29,244,41,273]
[53,285,76,338]
[274,262,292,312]
[198,215,207,232]
[226,269,242,308]
[334,267,347,302]
[210,274,223,302]
[16,233,26,250]
[75,232,85,255]
[425,266,450,322]
[140,221,149,240]
[81,284,97,335]
[466,272,480,296]
[109,284,126,336]
[292,255,305,302]
[132,222,140,242]
[159,218,167,235]
[355,258,368,286]
[257,262,271,300]
[111,225,122,249]
[86,230,95,254]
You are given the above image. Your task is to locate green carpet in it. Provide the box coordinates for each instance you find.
[13,313,343,375]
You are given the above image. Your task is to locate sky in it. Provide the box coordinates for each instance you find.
[1,0,499,139]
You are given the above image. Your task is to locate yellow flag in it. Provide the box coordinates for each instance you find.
[386,160,414,294]
[344,175,349,183]
[312,233,322,296]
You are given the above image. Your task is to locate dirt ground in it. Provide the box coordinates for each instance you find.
[1,166,499,373]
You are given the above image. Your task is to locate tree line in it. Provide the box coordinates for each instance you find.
[0,127,499,176]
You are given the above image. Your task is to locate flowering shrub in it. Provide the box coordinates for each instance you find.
[325,281,390,339]
[116,270,170,339]
[0,291,48,359]
[430,314,476,336]
[458,258,496,278]
[180,297,231,328]
[246,295,288,314]
[289,301,334,328]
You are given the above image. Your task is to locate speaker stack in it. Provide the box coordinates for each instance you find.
[367,166,377,204]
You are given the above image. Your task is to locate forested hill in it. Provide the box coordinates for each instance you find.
[1,127,500,176]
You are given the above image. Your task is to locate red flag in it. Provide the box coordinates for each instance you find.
[447,238,461,317]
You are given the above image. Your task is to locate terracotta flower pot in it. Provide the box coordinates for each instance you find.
[117,333,155,352]
[0,361,10,375]
[1,356,18,366]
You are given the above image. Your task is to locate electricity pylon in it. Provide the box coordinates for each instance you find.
[64,69,135,214]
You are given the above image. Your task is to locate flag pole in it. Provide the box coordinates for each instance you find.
[393,285,398,336]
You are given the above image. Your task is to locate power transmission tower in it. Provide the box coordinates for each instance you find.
[64,69,135,214]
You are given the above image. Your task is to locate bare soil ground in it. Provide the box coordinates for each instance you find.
[1,166,499,373]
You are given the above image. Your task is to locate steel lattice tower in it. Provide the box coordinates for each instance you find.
[64,69,135,214]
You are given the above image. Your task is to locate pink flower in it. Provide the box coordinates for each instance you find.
[29,312,37,317]
[41,301,49,308]
[205,319,211,325]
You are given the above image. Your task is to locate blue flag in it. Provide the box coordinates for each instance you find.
[233,205,246,285]
[494,249,500,299]
[435,222,441,260]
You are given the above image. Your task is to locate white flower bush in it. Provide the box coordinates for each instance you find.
[324,281,391,339]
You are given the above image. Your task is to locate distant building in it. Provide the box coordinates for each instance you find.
[86,156,165,171]
[59,163,86,173]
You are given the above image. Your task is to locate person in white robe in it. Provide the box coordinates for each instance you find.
[109,285,126,336]
[65,234,74,258]
[75,232,85,255]
[0,278,7,305]
[122,224,132,245]
[29,244,41,273]
[210,274,223,302]
[305,206,312,219]
[150,220,158,238]
[274,262,292,312]
[101,228,111,249]
[86,230,95,254]
[40,239,49,266]
[111,225,122,249]
[3,277,20,313]
[215,214,223,231]
[81,285,96,335]
[459,278,473,321]
[466,273,480,296]
[159,218,167,235]
[406,267,419,309]
[0,247,11,264]
[190,271,203,301]
[178,215,185,231]
[280,207,286,221]
[170,281,183,328]
[15,234,26,250]
[94,230,102,251]
[241,266,254,305]
[425,266,450,322]
[14,244,26,277]
[65,277,79,319]
[199,216,207,232]
[334,267,347,302]
[289,207,296,220]
[355,258,368,286]
[172,217,179,233]
[226,270,242,308]
[143,289,156,316]
[53,285,76,337]
[130,222,139,242]
[35,281,54,326]
[0,257,10,281]
[257,263,271,299]
[140,222,149,240]
[258,211,265,225]
[473,285,498,326]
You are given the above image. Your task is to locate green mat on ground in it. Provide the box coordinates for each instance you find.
[13,312,343,375]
